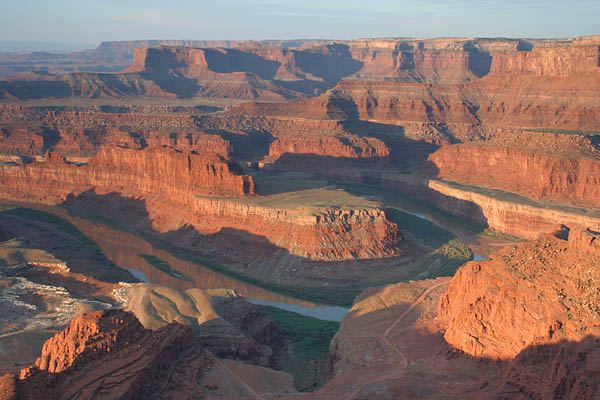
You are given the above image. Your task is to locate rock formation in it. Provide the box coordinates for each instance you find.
[11,309,209,399]
[117,283,281,366]
[307,231,600,399]
[0,145,404,262]
[439,229,600,360]
[426,133,600,208]
[3,309,295,399]
[0,145,255,203]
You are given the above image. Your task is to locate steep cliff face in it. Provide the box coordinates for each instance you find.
[268,136,389,160]
[438,230,600,360]
[229,39,600,143]
[186,198,403,261]
[314,231,600,399]
[348,47,478,83]
[321,170,600,240]
[487,44,600,78]
[0,146,255,203]
[34,310,146,373]
[426,139,600,208]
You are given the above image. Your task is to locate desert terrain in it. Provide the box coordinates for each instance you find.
[0,34,599,399]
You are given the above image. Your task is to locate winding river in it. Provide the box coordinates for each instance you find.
[28,203,489,322]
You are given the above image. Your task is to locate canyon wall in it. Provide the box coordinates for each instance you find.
[5,36,598,104]
[188,197,402,261]
[0,146,255,202]
[0,108,232,161]
[229,39,600,142]
[268,136,389,160]
[0,146,403,261]
[487,44,600,77]
[426,140,600,208]
[326,170,600,239]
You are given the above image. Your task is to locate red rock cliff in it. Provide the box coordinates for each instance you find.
[426,139,600,208]
[0,146,255,204]
[0,146,403,262]
[438,230,600,361]
[488,45,600,77]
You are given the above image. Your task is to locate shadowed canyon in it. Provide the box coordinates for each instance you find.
[1,35,600,399]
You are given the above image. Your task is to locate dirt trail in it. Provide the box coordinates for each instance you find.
[344,280,450,399]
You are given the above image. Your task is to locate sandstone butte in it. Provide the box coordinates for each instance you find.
[0,145,403,261]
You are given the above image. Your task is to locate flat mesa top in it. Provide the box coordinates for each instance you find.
[200,172,382,213]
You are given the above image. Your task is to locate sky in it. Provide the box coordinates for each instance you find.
[1,0,599,51]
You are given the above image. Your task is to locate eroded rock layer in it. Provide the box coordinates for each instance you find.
[0,146,403,261]
[426,135,600,208]
[12,309,211,399]
[439,229,600,360]
[4,309,295,400]
[0,145,254,201]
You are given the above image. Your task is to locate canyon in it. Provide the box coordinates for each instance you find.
[0,146,404,263]
[1,34,600,399]
[4,228,599,399]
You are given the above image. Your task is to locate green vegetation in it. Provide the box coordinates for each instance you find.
[480,228,522,242]
[138,254,192,282]
[385,207,473,277]
[258,305,339,391]
[340,181,490,235]
[0,204,17,212]
[183,252,361,306]
[384,207,455,247]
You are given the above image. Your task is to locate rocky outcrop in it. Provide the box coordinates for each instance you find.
[4,308,296,399]
[312,232,600,399]
[13,309,213,399]
[435,230,600,399]
[187,198,403,260]
[438,230,600,360]
[34,310,146,373]
[426,139,600,208]
[268,136,389,160]
[0,145,255,203]
[118,284,281,366]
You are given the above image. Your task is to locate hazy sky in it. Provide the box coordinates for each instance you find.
[2,0,599,48]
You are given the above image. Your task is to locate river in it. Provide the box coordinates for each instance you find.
[30,204,487,322]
